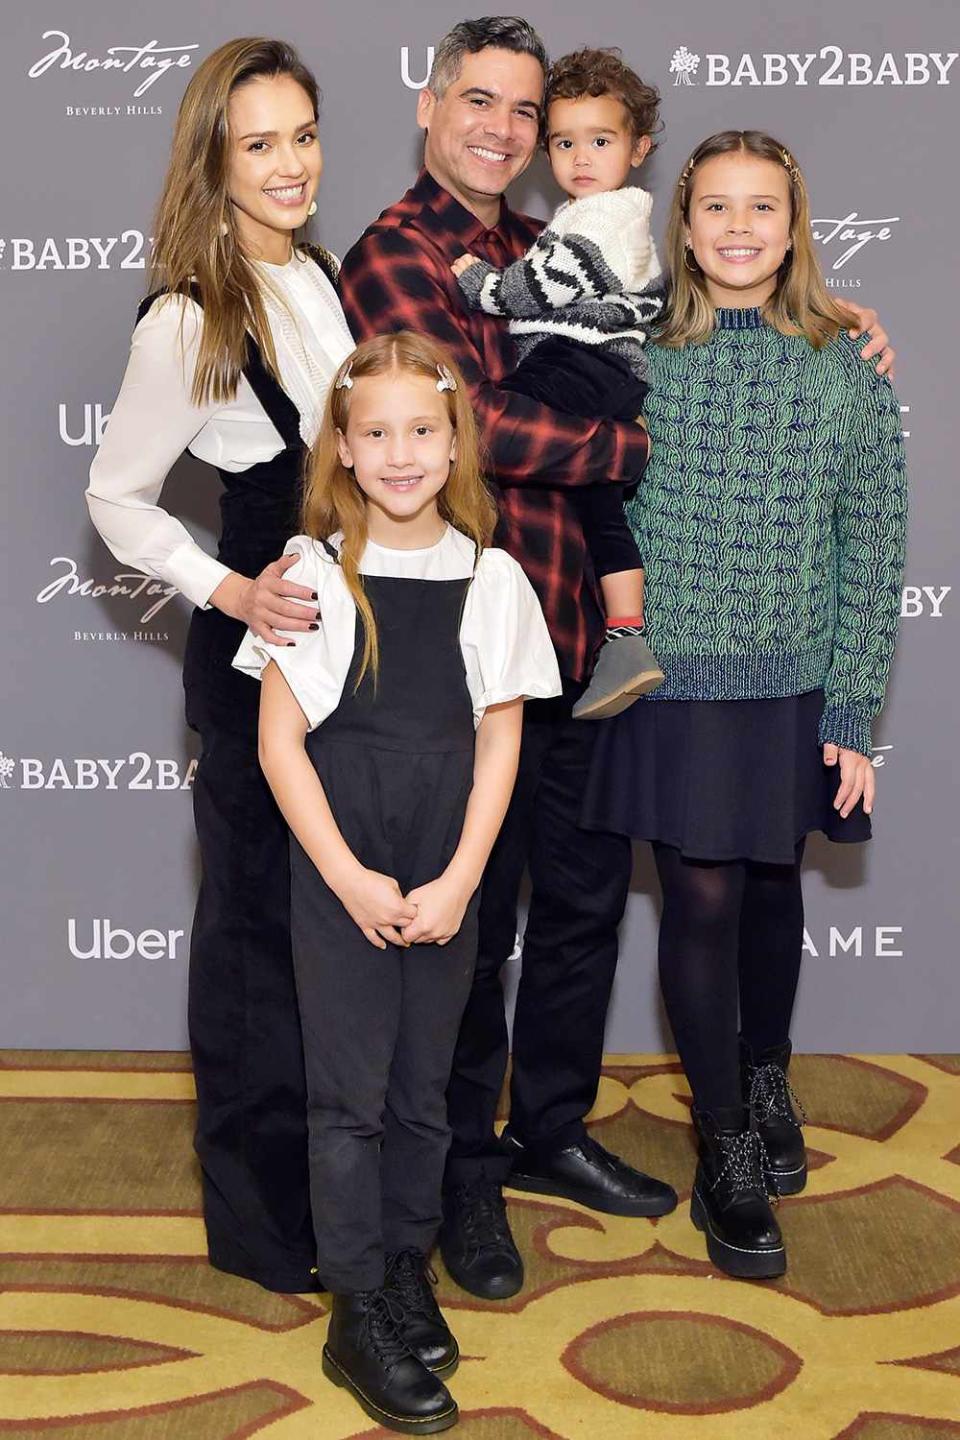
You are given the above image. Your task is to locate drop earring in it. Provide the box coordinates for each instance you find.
[307,201,317,217]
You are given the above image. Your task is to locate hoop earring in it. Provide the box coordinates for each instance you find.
[683,245,700,274]
[307,201,317,217]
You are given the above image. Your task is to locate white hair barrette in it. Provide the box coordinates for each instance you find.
[334,359,354,390]
[436,363,458,393]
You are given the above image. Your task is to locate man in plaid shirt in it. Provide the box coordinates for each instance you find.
[340,17,677,1302]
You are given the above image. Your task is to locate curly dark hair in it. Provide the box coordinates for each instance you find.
[544,47,662,151]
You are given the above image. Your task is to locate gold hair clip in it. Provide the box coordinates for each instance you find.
[334,359,354,391]
[780,149,802,184]
[678,157,696,191]
[436,363,458,393]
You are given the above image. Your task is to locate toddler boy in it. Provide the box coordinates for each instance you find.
[454,48,665,719]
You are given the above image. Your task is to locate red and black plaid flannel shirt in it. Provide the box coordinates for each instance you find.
[339,169,650,682]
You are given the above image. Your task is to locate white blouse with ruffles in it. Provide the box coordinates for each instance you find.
[86,251,353,611]
[232,525,562,729]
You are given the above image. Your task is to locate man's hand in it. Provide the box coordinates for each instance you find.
[823,744,876,817]
[402,873,474,946]
[843,303,896,379]
[452,254,480,278]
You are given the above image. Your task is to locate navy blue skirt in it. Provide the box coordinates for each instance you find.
[580,689,871,865]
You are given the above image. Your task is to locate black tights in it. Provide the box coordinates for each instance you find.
[653,841,806,1114]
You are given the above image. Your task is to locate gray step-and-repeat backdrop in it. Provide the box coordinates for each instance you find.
[1,2,956,1051]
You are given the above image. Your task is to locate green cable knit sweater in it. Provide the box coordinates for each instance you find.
[632,306,908,756]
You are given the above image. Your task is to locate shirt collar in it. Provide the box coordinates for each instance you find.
[411,167,514,257]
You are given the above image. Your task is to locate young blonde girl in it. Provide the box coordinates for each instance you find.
[583,131,907,1280]
[234,332,559,1434]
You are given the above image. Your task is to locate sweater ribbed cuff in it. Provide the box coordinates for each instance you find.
[455,258,495,311]
[817,703,872,757]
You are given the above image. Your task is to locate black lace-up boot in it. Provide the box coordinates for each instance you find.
[690,1107,786,1279]
[740,1039,808,1195]
[322,1288,458,1434]
[439,1178,523,1299]
[384,1249,459,1376]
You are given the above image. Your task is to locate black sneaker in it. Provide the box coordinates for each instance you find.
[385,1248,459,1376]
[503,1127,678,1217]
[322,1288,457,1435]
[439,1179,523,1300]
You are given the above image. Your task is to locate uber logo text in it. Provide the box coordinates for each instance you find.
[68,918,185,961]
[59,403,110,447]
[400,47,435,90]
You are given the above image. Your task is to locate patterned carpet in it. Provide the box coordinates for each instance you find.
[1,1051,958,1438]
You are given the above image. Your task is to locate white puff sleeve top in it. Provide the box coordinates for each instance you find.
[233,526,562,729]
[85,252,354,610]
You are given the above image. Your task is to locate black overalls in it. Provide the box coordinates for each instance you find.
[290,556,479,1293]
[137,254,334,1293]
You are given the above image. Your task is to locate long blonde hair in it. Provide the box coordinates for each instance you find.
[659,129,849,349]
[303,333,498,685]
[150,37,320,405]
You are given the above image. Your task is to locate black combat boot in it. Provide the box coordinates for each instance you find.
[384,1248,459,1376]
[322,1288,458,1434]
[740,1038,808,1195]
[690,1107,786,1279]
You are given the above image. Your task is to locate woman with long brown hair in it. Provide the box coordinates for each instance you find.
[86,38,353,1293]
[583,130,907,1280]
[235,333,559,1432]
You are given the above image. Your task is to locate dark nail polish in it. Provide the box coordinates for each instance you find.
[287,641,296,647]
[311,591,318,600]
[309,622,320,631]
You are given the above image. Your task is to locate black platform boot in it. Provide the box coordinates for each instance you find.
[740,1039,808,1195]
[690,1108,786,1280]
[385,1249,459,1377]
[322,1289,458,1434]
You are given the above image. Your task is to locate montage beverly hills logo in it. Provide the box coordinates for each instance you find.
[667,44,957,87]
[27,30,200,117]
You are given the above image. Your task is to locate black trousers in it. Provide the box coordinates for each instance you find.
[189,726,316,1291]
[500,337,645,580]
[445,683,633,1180]
[292,841,478,1292]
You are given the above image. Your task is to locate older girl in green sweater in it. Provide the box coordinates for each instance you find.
[583,130,907,1279]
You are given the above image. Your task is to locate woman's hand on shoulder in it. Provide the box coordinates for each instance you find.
[331,864,419,950]
[842,303,896,379]
[402,873,473,946]
[212,554,320,644]
[823,743,875,817]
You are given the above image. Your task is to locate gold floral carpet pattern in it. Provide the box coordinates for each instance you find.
[1,1051,958,1438]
